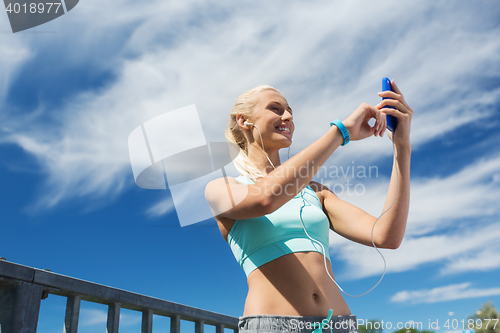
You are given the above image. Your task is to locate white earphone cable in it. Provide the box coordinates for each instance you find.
[248,121,399,297]
[298,138,399,297]
[248,122,276,169]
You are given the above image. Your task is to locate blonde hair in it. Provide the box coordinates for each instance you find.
[226,85,284,181]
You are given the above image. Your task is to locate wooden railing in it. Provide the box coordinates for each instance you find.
[0,259,239,333]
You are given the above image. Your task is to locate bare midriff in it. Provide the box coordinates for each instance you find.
[242,251,351,317]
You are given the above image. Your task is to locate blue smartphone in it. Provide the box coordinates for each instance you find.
[382,77,398,132]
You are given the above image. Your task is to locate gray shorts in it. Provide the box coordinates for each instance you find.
[237,313,358,333]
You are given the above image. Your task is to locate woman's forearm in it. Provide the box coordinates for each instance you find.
[253,103,387,213]
[376,142,411,248]
[254,126,344,211]
[228,102,386,216]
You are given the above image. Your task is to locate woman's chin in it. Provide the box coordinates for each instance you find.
[279,139,292,149]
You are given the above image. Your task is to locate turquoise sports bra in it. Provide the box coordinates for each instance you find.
[227,176,331,278]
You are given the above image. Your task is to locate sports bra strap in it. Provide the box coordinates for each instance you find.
[234,176,255,185]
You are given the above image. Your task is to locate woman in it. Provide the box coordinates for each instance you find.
[205,83,412,333]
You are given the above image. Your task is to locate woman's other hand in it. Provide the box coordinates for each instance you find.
[377,80,413,147]
[343,103,387,141]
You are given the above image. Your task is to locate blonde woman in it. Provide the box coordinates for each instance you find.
[205,84,412,333]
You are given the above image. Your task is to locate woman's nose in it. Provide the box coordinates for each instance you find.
[282,110,293,121]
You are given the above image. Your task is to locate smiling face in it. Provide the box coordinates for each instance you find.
[250,90,294,150]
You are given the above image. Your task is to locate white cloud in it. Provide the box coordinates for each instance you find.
[79,308,141,327]
[327,154,500,279]
[390,282,500,304]
[146,197,176,217]
[330,221,500,280]
[331,154,500,238]
[408,155,500,235]
[2,1,500,283]
[79,308,107,326]
[441,246,500,275]
[1,1,499,217]
[0,38,31,104]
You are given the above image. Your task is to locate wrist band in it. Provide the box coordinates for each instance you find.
[330,119,350,146]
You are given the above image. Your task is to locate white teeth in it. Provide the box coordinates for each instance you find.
[277,126,290,133]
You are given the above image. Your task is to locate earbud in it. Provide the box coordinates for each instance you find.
[244,121,253,126]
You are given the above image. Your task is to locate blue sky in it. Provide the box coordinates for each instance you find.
[1,1,500,332]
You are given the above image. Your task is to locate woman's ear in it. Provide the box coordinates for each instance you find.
[236,114,252,129]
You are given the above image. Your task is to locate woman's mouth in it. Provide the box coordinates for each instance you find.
[276,126,291,134]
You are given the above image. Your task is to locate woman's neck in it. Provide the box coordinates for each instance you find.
[247,142,281,175]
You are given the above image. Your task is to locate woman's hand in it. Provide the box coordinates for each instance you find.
[342,80,413,146]
[377,80,413,147]
[343,103,387,141]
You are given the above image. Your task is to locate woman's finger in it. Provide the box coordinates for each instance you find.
[381,111,387,137]
[375,110,381,134]
[378,98,410,115]
[379,81,410,108]
[374,109,386,137]
[390,80,413,112]
[390,80,402,95]
[377,91,405,109]
[380,107,400,118]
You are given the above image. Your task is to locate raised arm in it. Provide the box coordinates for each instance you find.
[320,80,413,249]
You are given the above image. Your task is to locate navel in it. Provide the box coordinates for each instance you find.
[312,293,318,300]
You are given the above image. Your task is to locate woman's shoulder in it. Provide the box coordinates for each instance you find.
[205,175,250,199]
[205,175,268,220]
[206,175,250,188]
[206,176,238,192]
